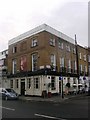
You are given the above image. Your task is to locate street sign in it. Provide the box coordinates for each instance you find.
[83,76,86,80]
[59,76,63,80]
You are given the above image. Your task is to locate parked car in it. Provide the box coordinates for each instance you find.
[0,88,19,100]
[88,87,90,96]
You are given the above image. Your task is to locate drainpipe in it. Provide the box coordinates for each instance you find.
[75,34,79,84]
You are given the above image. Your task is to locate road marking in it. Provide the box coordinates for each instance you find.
[0,106,15,111]
[35,113,66,120]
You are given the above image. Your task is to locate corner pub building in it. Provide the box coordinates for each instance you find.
[7,24,89,96]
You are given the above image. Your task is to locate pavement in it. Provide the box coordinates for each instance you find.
[19,93,88,103]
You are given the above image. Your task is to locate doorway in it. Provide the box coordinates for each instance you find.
[21,79,25,95]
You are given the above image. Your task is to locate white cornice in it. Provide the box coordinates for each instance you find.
[8,24,75,46]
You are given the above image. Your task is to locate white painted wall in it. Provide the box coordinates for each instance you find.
[5,75,89,96]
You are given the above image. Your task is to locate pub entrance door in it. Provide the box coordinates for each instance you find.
[21,79,25,95]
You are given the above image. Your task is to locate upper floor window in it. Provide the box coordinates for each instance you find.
[84,65,87,73]
[66,45,70,52]
[72,47,76,54]
[74,60,77,70]
[79,53,82,59]
[12,59,17,74]
[50,54,56,71]
[88,55,90,62]
[13,46,17,53]
[68,59,71,68]
[60,57,64,67]
[58,40,63,49]
[67,59,71,73]
[83,55,86,61]
[32,53,38,71]
[49,38,55,46]
[32,39,38,47]
[79,64,82,73]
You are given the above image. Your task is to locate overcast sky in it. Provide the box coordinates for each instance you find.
[0,0,89,51]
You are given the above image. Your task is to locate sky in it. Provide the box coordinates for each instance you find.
[0,0,89,51]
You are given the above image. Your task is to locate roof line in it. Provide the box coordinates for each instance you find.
[8,24,75,45]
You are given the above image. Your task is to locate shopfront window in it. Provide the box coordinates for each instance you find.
[51,77,56,90]
[27,78,31,89]
[15,79,19,88]
[10,80,13,88]
[34,78,39,89]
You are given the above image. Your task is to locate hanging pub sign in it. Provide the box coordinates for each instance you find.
[20,56,27,71]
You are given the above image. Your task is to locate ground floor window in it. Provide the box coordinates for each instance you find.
[34,78,39,89]
[10,80,13,88]
[51,76,56,90]
[15,79,19,88]
[73,78,76,84]
[27,78,31,89]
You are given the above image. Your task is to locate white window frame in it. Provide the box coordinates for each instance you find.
[88,55,90,62]
[58,41,63,49]
[32,39,37,47]
[49,38,55,46]
[32,53,38,71]
[74,60,77,70]
[73,48,76,54]
[73,78,76,84]
[79,53,82,59]
[27,78,31,89]
[12,59,17,74]
[67,59,71,73]
[50,54,56,71]
[34,78,39,89]
[13,46,17,53]
[66,45,70,52]
[83,55,86,61]
[79,64,82,73]
[68,59,71,68]
[60,57,64,67]
[10,80,13,88]
[15,79,19,88]
[51,76,56,90]
[84,65,87,73]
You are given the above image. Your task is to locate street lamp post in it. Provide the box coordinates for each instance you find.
[59,76,64,99]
